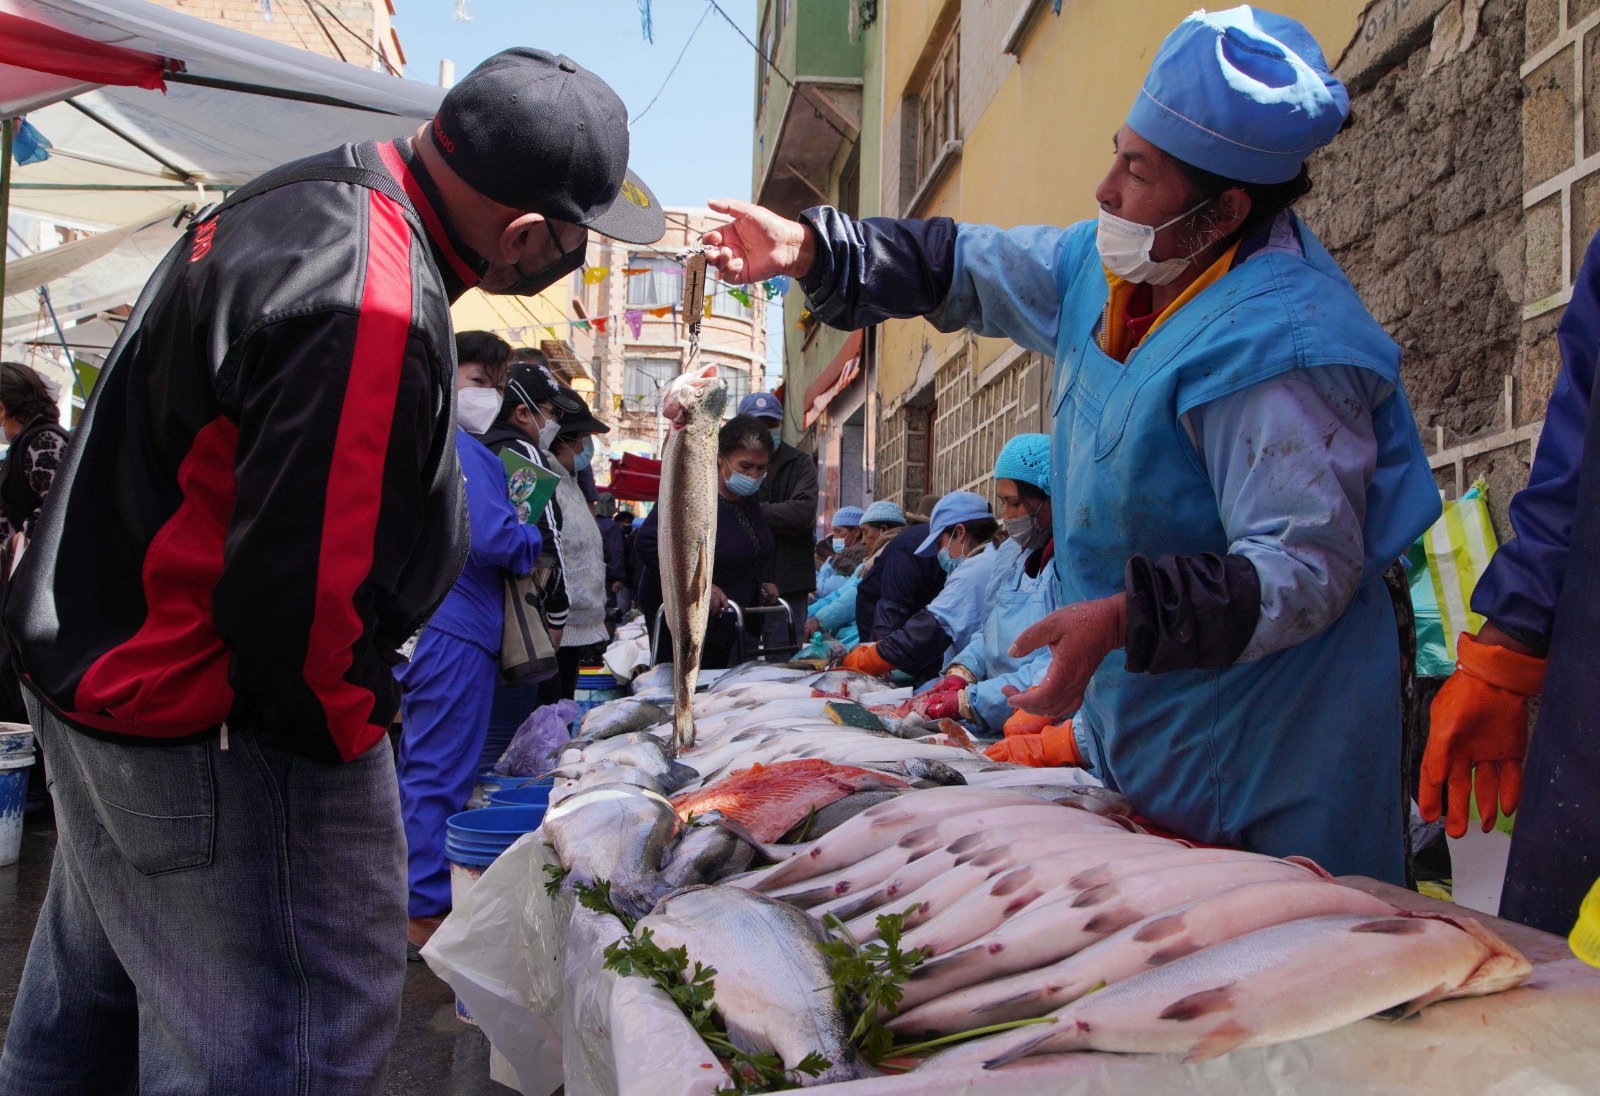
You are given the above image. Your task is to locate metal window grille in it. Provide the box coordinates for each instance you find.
[623,356,679,410]
[915,25,959,191]
[931,350,1045,504]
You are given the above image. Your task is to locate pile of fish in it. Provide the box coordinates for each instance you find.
[537,667,1533,1082]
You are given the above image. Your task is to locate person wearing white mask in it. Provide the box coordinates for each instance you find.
[701,7,1438,883]
[394,330,541,950]
[543,392,613,699]
[635,414,778,668]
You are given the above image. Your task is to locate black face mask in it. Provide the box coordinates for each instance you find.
[488,222,589,297]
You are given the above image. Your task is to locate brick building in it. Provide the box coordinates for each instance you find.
[150,0,405,75]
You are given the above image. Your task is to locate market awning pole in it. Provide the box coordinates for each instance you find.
[38,285,86,402]
[1,118,12,334]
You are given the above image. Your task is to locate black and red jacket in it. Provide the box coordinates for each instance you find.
[5,140,481,764]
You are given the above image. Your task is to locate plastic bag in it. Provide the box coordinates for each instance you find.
[798,630,846,662]
[495,699,581,776]
[1408,480,1499,677]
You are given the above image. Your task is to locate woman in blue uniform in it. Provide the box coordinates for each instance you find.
[702,6,1439,882]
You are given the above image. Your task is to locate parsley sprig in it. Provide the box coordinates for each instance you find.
[819,910,931,1065]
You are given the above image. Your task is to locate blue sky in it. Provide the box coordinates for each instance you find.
[391,0,759,210]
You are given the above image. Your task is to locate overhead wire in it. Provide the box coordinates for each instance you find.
[706,0,858,149]
[631,2,713,126]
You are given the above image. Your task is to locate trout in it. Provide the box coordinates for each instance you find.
[658,363,726,751]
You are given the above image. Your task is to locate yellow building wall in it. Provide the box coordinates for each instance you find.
[875,0,1368,403]
[448,286,585,393]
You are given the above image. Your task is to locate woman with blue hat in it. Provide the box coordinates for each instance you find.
[704,7,1439,883]
[841,491,999,682]
[917,436,1067,742]
[814,505,865,600]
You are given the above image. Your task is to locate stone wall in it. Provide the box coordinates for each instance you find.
[150,0,393,71]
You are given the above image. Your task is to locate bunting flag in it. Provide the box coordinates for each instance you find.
[763,276,789,299]
[545,326,558,340]
[703,294,713,319]
[647,305,673,318]
[593,317,610,334]
[574,320,591,331]
[728,287,752,308]
[583,266,610,285]
[625,310,644,338]
[622,267,653,276]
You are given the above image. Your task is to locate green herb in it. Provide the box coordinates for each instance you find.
[790,805,819,843]
[603,927,831,1093]
[886,1016,1055,1060]
[541,862,569,897]
[572,878,639,931]
[819,909,932,1065]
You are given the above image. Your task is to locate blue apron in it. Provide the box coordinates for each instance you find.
[959,538,1060,732]
[1049,218,1439,883]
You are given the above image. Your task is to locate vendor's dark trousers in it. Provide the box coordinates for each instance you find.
[0,695,406,1096]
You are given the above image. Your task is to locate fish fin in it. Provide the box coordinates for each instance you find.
[1183,1019,1251,1063]
[1158,984,1237,1022]
[967,847,1009,868]
[1067,864,1115,890]
[981,1021,1064,1070]
[1071,882,1117,909]
[774,881,845,908]
[1349,918,1428,935]
[1132,911,1188,943]
[1081,904,1142,935]
[973,986,1048,1015]
[1377,984,1450,1021]
[989,867,1034,897]
[662,762,700,792]
[1284,854,1333,879]
[913,941,994,979]
[707,814,791,862]
[825,891,879,921]
[947,832,986,855]
[1145,939,1203,965]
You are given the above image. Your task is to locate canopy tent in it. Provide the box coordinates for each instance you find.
[1,0,444,352]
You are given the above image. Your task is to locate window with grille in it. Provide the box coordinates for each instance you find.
[623,356,679,410]
[721,364,751,412]
[708,279,752,321]
[626,255,684,309]
[914,25,960,194]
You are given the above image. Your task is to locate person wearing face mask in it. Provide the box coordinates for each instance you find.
[736,392,819,648]
[395,333,541,952]
[543,394,612,699]
[701,8,1437,884]
[805,507,868,649]
[842,492,998,683]
[813,506,865,601]
[913,437,1065,743]
[635,415,778,669]
[0,48,664,1090]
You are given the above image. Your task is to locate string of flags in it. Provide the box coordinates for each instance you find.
[483,274,792,346]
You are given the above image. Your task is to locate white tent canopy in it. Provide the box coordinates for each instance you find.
[2,0,444,348]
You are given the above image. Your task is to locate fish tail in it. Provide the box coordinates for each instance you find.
[980,1023,1064,1070]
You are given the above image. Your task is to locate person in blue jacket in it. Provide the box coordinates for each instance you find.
[844,492,999,683]
[395,334,541,950]
[1420,230,1600,934]
[702,6,1439,882]
[851,501,947,650]
[917,436,1060,738]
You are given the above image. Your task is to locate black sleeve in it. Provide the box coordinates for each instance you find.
[633,511,663,624]
[1123,552,1262,674]
[760,451,819,535]
[877,609,953,678]
[798,207,958,330]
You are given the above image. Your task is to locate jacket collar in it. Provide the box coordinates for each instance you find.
[373,139,484,300]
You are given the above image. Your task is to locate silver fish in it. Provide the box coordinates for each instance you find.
[547,759,667,807]
[707,662,815,691]
[578,698,671,743]
[804,669,891,697]
[660,814,757,889]
[637,886,873,1085]
[573,735,699,793]
[657,364,727,751]
[541,785,680,921]
[889,879,1399,1037]
[921,912,1530,1070]
[788,790,904,840]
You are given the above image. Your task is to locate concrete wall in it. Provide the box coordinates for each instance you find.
[150,0,404,73]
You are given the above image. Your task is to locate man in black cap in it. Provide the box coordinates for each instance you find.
[0,49,662,1094]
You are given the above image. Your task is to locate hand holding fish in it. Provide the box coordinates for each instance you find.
[1007,593,1127,720]
[704,198,816,285]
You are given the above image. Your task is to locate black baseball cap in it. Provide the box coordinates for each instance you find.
[555,389,610,436]
[505,360,583,415]
[431,48,665,245]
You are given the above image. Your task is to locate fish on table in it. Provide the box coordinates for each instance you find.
[669,758,910,842]
[542,784,681,921]
[918,912,1531,1070]
[636,885,874,1086]
[656,364,727,751]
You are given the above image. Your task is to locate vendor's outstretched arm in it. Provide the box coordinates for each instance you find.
[703,198,1079,354]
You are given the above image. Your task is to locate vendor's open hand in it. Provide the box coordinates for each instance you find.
[703,198,814,285]
[1007,593,1127,721]
[708,585,729,614]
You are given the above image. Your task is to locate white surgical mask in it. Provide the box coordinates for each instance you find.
[1095,198,1213,286]
[831,537,846,553]
[457,387,500,434]
[1002,505,1049,551]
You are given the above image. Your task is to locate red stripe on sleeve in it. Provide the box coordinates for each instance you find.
[302,189,415,761]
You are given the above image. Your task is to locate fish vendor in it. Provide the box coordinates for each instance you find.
[805,507,871,650]
[1420,226,1600,936]
[704,5,1439,883]
[842,492,999,683]
[916,435,1063,742]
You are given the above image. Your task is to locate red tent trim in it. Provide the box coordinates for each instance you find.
[0,11,171,94]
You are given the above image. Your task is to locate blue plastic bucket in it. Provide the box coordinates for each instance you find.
[574,666,624,717]
[467,768,549,810]
[488,783,553,809]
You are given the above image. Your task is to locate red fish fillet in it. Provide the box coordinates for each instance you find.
[671,759,909,841]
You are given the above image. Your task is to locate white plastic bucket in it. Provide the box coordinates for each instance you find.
[0,725,37,867]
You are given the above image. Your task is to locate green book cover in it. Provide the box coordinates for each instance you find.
[500,449,560,524]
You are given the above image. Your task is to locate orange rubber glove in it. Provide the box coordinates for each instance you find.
[841,643,895,677]
[1000,706,1053,737]
[984,721,1081,766]
[1420,631,1546,838]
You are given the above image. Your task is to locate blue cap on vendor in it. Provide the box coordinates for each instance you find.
[916,491,996,575]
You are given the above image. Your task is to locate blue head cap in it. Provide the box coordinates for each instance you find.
[916,491,993,556]
[860,500,906,527]
[1126,6,1348,184]
[831,506,865,528]
[993,434,1051,494]
[738,391,783,420]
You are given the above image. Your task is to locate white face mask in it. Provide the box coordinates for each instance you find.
[1095,198,1213,286]
[537,415,560,450]
[457,387,500,435]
